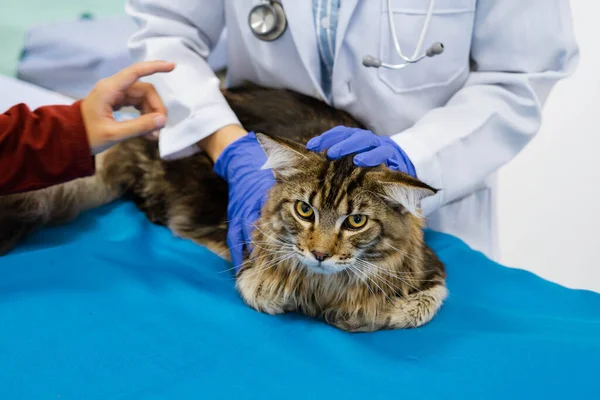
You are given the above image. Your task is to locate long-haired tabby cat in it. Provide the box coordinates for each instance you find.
[0,86,447,332]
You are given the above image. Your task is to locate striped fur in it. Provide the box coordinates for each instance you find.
[0,86,446,332]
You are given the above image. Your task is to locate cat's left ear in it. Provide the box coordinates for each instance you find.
[370,171,439,217]
[256,133,312,179]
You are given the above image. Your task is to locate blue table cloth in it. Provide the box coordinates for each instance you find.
[1,201,599,399]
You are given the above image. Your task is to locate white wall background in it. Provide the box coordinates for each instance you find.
[497,0,600,293]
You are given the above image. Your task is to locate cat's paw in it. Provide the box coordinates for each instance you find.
[327,284,448,332]
[236,268,287,315]
[249,294,286,315]
[387,284,448,329]
[330,318,381,333]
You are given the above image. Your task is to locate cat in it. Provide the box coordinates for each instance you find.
[0,86,447,332]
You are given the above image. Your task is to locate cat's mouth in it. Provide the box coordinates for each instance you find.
[292,246,350,275]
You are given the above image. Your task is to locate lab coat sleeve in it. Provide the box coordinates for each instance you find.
[126,0,241,160]
[391,0,579,215]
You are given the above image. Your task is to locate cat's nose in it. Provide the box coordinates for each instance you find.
[311,251,331,262]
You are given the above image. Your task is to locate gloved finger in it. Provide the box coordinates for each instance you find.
[226,222,245,268]
[306,126,360,151]
[385,158,402,172]
[306,126,348,150]
[389,158,416,177]
[327,131,380,158]
[353,146,396,167]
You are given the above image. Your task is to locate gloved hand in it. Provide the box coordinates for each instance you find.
[213,131,276,269]
[306,126,416,177]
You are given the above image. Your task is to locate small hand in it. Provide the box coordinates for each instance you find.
[213,132,276,268]
[81,60,175,154]
[306,126,416,176]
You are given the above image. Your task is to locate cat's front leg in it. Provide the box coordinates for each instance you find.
[385,283,448,329]
[327,283,448,332]
[235,263,294,315]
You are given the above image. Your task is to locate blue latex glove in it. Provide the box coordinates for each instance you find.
[213,132,276,269]
[306,126,416,177]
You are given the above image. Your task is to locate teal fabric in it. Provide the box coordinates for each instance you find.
[0,1,124,76]
[0,200,599,399]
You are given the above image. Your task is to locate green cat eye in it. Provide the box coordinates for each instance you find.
[295,201,314,220]
[344,214,368,230]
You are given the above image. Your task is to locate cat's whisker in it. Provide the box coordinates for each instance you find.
[372,273,404,300]
[346,264,378,299]
[354,260,402,292]
[372,269,441,283]
[355,258,420,293]
[382,242,424,264]
[250,241,294,250]
[239,258,282,276]
[369,266,440,282]
[348,264,408,312]
[250,222,293,247]
[250,253,297,275]
[355,260,431,276]
[220,217,290,243]
[252,250,297,268]
[213,242,247,261]
[215,237,295,274]
[354,262,408,298]
[353,261,413,309]
[347,263,394,301]
[355,261,431,280]
[253,223,288,243]
[218,265,238,274]
[248,240,292,253]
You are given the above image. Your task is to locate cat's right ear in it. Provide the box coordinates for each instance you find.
[368,170,439,217]
[256,133,311,179]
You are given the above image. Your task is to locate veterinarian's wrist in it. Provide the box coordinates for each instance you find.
[198,124,247,162]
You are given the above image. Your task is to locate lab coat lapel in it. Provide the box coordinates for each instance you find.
[335,0,359,57]
[280,0,326,100]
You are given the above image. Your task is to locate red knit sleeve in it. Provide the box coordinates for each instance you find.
[0,101,94,195]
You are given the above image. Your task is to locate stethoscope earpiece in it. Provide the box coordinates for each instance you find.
[363,43,444,69]
[364,0,444,70]
[362,56,383,68]
[426,42,445,57]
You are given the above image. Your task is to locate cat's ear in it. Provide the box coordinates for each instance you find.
[256,133,311,178]
[371,171,439,217]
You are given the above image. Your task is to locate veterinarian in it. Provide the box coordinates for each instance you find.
[0,61,174,195]
[126,0,578,266]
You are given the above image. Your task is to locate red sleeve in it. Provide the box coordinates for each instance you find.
[0,101,95,195]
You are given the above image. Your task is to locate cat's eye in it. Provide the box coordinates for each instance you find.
[344,214,368,230]
[295,201,314,220]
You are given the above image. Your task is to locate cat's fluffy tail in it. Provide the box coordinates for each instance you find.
[0,151,122,255]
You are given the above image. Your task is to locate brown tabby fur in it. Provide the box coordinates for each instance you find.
[0,86,447,332]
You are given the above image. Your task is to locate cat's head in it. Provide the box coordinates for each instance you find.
[255,133,438,275]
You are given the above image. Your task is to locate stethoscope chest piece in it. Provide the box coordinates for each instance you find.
[248,1,287,41]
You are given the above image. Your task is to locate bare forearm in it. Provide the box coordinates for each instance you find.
[198,124,247,162]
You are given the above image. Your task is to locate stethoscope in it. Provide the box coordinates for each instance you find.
[248,0,444,70]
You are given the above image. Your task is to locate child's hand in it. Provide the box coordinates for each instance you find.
[81,61,175,154]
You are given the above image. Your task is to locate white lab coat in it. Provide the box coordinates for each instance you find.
[126,0,579,259]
